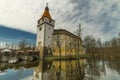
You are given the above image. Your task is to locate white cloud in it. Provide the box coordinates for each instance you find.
[0,0,120,42]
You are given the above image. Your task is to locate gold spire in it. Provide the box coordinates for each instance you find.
[41,3,52,19]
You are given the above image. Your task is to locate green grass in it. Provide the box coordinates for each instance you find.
[44,54,90,60]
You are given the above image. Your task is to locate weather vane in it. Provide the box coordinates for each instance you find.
[46,3,48,7]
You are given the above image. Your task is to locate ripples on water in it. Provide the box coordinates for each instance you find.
[0,57,120,80]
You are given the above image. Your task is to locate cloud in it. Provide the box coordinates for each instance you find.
[0,0,120,42]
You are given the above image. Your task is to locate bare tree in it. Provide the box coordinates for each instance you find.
[75,24,84,38]
[118,32,120,38]
[74,23,84,56]
[97,38,102,48]
[18,39,29,50]
[111,38,118,47]
[83,35,96,54]
[56,35,62,57]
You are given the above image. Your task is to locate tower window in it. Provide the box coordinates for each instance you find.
[38,20,40,24]
[42,18,44,21]
[39,27,42,31]
[49,20,51,23]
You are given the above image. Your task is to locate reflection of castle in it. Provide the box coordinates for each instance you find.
[33,60,85,80]
[36,4,84,59]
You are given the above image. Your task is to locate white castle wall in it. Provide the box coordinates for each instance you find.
[36,17,55,49]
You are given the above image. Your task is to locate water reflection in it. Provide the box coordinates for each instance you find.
[31,57,120,80]
[0,60,39,72]
[84,58,106,80]
[33,59,86,80]
[0,57,120,80]
[84,56,120,80]
[0,60,39,80]
[104,56,120,75]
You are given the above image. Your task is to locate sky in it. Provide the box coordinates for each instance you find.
[0,0,120,42]
[0,69,33,80]
[0,25,36,46]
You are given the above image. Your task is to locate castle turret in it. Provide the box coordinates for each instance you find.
[36,4,55,59]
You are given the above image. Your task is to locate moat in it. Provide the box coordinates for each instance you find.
[0,56,120,80]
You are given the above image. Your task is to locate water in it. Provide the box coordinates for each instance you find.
[0,57,120,80]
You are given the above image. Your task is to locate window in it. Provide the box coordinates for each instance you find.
[42,18,44,21]
[38,20,40,24]
[39,27,42,31]
[53,49,55,52]
[49,20,51,23]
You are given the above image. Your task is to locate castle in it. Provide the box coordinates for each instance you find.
[36,4,84,59]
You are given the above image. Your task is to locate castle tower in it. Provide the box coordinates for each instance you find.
[36,4,55,59]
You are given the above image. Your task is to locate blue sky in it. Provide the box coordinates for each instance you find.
[0,0,120,43]
[0,25,36,45]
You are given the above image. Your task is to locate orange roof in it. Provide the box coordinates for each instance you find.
[41,6,52,19]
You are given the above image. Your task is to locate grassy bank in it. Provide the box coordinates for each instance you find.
[44,54,90,60]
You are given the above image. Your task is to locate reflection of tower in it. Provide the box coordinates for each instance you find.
[33,61,43,80]
[32,60,52,80]
[36,3,55,59]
